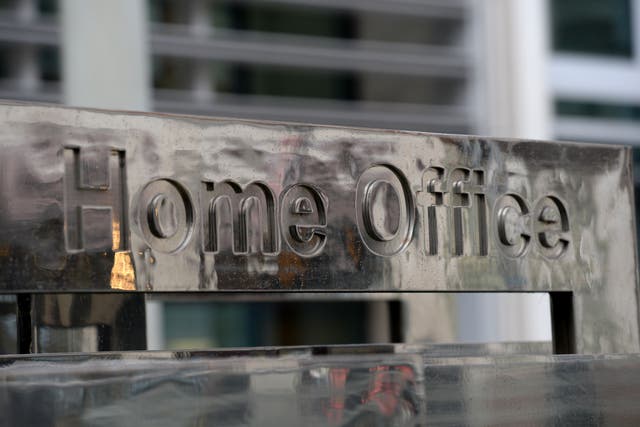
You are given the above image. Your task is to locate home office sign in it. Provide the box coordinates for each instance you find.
[0,104,634,295]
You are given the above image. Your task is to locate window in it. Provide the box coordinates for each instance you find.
[556,100,640,122]
[551,0,633,57]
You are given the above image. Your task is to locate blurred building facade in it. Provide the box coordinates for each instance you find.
[0,0,636,349]
[0,0,476,133]
[1,0,636,144]
[549,0,640,245]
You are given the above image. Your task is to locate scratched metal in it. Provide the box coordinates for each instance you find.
[0,102,637,353]
[1,346,640,426]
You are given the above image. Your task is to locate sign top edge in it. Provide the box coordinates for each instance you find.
[0,99,629,152]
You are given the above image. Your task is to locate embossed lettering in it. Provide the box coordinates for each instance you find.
[534,196,570,258]
[355,164,415,257]
[280,184,327,257]
[62,148,572,263]
[137,179,194,253]
[495,193,531,257]
[449,168,487,256]
[416,166,447,255]
[201,181,278,255]
[64,147,128,252]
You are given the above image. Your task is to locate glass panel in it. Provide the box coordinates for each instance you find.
[38,0,57,15]
[162,300,382,348]
[151,293,552,351]
[217,3,356,39]
[229,65,358,100]
[551,0,633,57]
[556,99,640,122]
[38,46,59,82]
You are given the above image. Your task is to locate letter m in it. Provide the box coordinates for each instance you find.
[201,181,278,255]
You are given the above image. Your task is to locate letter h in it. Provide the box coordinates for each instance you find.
[64,146,128,253]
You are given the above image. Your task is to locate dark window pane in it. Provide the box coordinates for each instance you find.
[551,0,633,57]
[38,46,59,82]
[38,0,57,15]
[233,65,358,100]
[163,300,396,348]
[556,99,640,122]
[213,3,356,39]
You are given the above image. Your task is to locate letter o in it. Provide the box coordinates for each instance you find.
[137,179,194,253]
[355,164,415,256]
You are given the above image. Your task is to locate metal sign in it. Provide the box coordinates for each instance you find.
[0,103,637,353]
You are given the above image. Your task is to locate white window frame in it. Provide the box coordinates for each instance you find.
[551,0,640,145]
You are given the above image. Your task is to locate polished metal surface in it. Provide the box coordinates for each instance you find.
[0,101,637,354]
[1,102,639,425]
[0,295,16,354]
[1,345,639,426]
[31,294,146,353]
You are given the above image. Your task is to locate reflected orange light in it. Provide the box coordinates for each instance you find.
[110,251,135,290]
[110,219,134,290]
[112,220,120,250]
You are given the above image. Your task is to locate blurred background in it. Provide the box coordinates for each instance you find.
[0,0,637,352]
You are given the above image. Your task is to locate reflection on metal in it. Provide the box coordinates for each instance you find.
[0,102,639,424]
[31,294,146,353]
[1,345,639,426]
[36,325,99,353]
[0,102,636,354]
[0,295,16,354]
[2,349,424,426]
[110,251,135,291]
[0,104,640,353]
